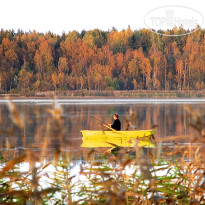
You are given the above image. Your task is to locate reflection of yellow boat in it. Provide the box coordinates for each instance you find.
[81,129,156,148]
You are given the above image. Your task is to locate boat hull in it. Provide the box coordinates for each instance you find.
[81,129,156,148]
[81,129,156,139]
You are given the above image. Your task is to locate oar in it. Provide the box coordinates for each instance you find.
[89,116,115,131]
[103,124,117,131]
[90,115,124,134]
[99,123,117,132]
[103,124,127,137]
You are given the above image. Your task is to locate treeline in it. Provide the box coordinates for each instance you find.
[0,27,205,94]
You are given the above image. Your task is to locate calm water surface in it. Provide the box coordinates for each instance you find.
[0,99,205,160]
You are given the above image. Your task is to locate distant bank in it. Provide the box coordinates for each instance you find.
[0,90,205,99]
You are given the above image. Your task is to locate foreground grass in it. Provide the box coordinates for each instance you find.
[0,100,204,204]
[0,145,204,204]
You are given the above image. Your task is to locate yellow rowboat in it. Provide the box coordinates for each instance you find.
[81,129,156,148]
[81,129,156,139]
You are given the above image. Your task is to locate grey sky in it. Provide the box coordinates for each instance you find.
[1,0,204,34]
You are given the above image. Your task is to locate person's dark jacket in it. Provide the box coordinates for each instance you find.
[111,119,121,131]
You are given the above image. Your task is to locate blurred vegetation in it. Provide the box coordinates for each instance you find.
[0,100,204,204]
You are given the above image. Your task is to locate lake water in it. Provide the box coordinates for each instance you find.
[1,98,204,203]
[0,98,205,161]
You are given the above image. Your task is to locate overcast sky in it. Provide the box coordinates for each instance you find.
[1,0,204,34]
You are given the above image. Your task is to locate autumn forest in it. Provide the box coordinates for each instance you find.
[0,27,205,94]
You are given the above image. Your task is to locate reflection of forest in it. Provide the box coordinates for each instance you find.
[0,102,204,159]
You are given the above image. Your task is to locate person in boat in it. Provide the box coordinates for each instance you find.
[109,114,121,131]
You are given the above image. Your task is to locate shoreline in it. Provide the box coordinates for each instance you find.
[0,90,205,99]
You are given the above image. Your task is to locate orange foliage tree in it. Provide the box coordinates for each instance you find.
[0,28,204,93]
